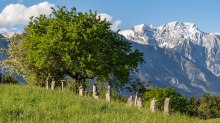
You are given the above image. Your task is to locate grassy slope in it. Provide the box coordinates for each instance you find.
[0,84,219,123]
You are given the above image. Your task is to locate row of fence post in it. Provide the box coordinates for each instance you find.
[46,79,171,115]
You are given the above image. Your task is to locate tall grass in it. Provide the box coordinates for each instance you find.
[0,84,219,122]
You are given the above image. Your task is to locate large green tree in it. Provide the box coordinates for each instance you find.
[1,6,145,91]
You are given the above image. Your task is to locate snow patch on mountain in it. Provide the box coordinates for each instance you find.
[119,21,206,48]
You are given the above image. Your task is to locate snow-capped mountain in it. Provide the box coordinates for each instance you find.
[119,22,220,98]
[119,21,220,77]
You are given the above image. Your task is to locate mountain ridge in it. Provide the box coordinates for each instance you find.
[119,21,220,98]
[119,21,220,77]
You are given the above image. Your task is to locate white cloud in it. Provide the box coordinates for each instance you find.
[0,28,21,37]
[0,1,55,27]
[97,13,122,31]
[97,13,112,22]
[111,20,121,31]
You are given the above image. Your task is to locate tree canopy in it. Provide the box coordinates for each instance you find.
[1,6,145,91]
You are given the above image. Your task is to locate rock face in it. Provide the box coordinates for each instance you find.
[150,98,157,112]
[121,40,220,98]
[127,96,134,106]
[118,22,220,98]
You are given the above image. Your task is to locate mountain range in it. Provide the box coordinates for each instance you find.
[1,21,220,98]
[119,21,220,98]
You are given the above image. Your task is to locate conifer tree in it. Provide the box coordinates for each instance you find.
[188,95,196,116]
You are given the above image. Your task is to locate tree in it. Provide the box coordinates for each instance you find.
[198,92,220,119]
[194,97,201,117]
[1,6,145,92]
[188,95,196,116]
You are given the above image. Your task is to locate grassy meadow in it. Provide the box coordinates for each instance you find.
[0,84,220,123]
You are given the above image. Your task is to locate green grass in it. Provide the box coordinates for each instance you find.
[202,118,220,123]
[0,84,219,123]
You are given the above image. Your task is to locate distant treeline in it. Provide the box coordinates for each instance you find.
[0,72,18,84]
[142,87,220,120]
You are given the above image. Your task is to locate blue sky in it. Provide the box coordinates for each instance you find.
[0,0,220,37]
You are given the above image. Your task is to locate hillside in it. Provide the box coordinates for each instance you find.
[0,84,208,122]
